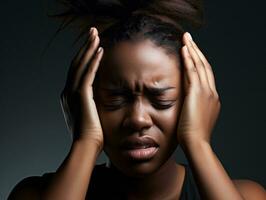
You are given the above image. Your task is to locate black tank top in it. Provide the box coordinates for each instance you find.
[179,163,201,199]
[41,162,201,199]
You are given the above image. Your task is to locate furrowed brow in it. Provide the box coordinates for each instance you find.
[101,87,131,95]
[145,86,176,95]
[100,86,176,95]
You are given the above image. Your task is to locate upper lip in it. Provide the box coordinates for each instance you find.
[120,136,159,150]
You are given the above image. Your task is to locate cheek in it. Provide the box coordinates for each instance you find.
[97,108,124,138]
[154,98,183,135]
[155,107,179,138]
[97,100,183,136]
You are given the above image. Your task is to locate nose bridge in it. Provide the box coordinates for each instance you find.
[123,96,153,131]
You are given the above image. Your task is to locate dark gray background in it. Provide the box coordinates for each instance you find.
[1,0,265,199]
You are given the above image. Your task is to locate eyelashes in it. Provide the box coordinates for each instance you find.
[152,100,176,109]
[102,97,175,111]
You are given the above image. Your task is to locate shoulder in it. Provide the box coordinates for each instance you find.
[8,176,42,200]
[8,173,54,200]
[232,179,266,200]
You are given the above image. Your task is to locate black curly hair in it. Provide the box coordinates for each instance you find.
[50,0,205,57]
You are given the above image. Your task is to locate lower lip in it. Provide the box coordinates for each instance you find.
[122,147,159,161]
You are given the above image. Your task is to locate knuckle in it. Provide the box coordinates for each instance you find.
[206,90,214,99]
[190,66,197,72]
[217,96,221,105]
[202,88,216,100]
[195,59,204,68]
[214,92,220,99]
[212,91,220,100]
[212,93,221,106]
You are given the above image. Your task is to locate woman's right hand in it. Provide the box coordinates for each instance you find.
[60,27,104,149]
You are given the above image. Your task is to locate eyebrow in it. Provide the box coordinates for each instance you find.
[101,86,176,95]
[145,86,176,95]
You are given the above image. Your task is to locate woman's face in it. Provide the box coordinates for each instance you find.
[95,39,184,177]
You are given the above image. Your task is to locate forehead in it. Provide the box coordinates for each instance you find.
[99,39,181,88]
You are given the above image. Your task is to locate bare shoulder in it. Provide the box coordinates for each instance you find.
[233,179,266,200]
[8,176,42,200]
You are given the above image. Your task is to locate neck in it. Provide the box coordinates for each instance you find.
[109,156,182,200]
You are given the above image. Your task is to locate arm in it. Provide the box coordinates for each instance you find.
[42,28,103,200]
[43,27,104,200]
[41,138,101,200]
[178,32,265,200]
[8,27,105,200]
[182,140,266,200]
[181,139,244,200]
[7,139,101,200]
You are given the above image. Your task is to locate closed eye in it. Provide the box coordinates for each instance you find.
[102,95,128,110]
[103,98,175,111]
[151,99,176,109]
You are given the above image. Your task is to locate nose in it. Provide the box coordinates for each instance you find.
[122,98,153,132]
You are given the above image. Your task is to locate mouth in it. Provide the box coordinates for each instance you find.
[120,136,159,161]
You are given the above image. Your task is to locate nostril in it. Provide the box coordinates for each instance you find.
[124,112,153,129]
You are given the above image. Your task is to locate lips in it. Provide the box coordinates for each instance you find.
[120,136,159,160]
[121,136,159,150]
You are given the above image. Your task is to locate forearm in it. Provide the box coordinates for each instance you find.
[181,139,244,200]
[42,138,102,200]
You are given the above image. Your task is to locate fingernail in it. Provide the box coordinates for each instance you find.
[89,27,94,35]
[184,45,188,54]
[90,28,97,42]
[97,47,103,54]
[187,32,193,41]
[183,45,191,57]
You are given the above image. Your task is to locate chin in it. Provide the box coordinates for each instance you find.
[105,149,174,179]
[104,137,179,178]
[112,158,163,178]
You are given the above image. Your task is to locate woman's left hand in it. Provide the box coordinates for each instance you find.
[177,32,221,146]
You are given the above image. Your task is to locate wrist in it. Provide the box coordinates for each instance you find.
[72,136,103,157]
[179,135,211,152]
[180,139,212,163]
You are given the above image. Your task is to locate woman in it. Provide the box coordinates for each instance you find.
[8,0,265,199]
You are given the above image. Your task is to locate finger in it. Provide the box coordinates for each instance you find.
[66,28,100,91]
[72,39,91,66]
[74,29,100,90]
[64,28,95,91]
[72,28,95,65]
[80,46,104,93]
[189,38,218,94]
[79,28,100,69]
[181,45,200,87]
[183,33,210,90]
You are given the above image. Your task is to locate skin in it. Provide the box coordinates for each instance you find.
[95,39,183,177]
[8,28,266,200]
[94,39,184,199]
